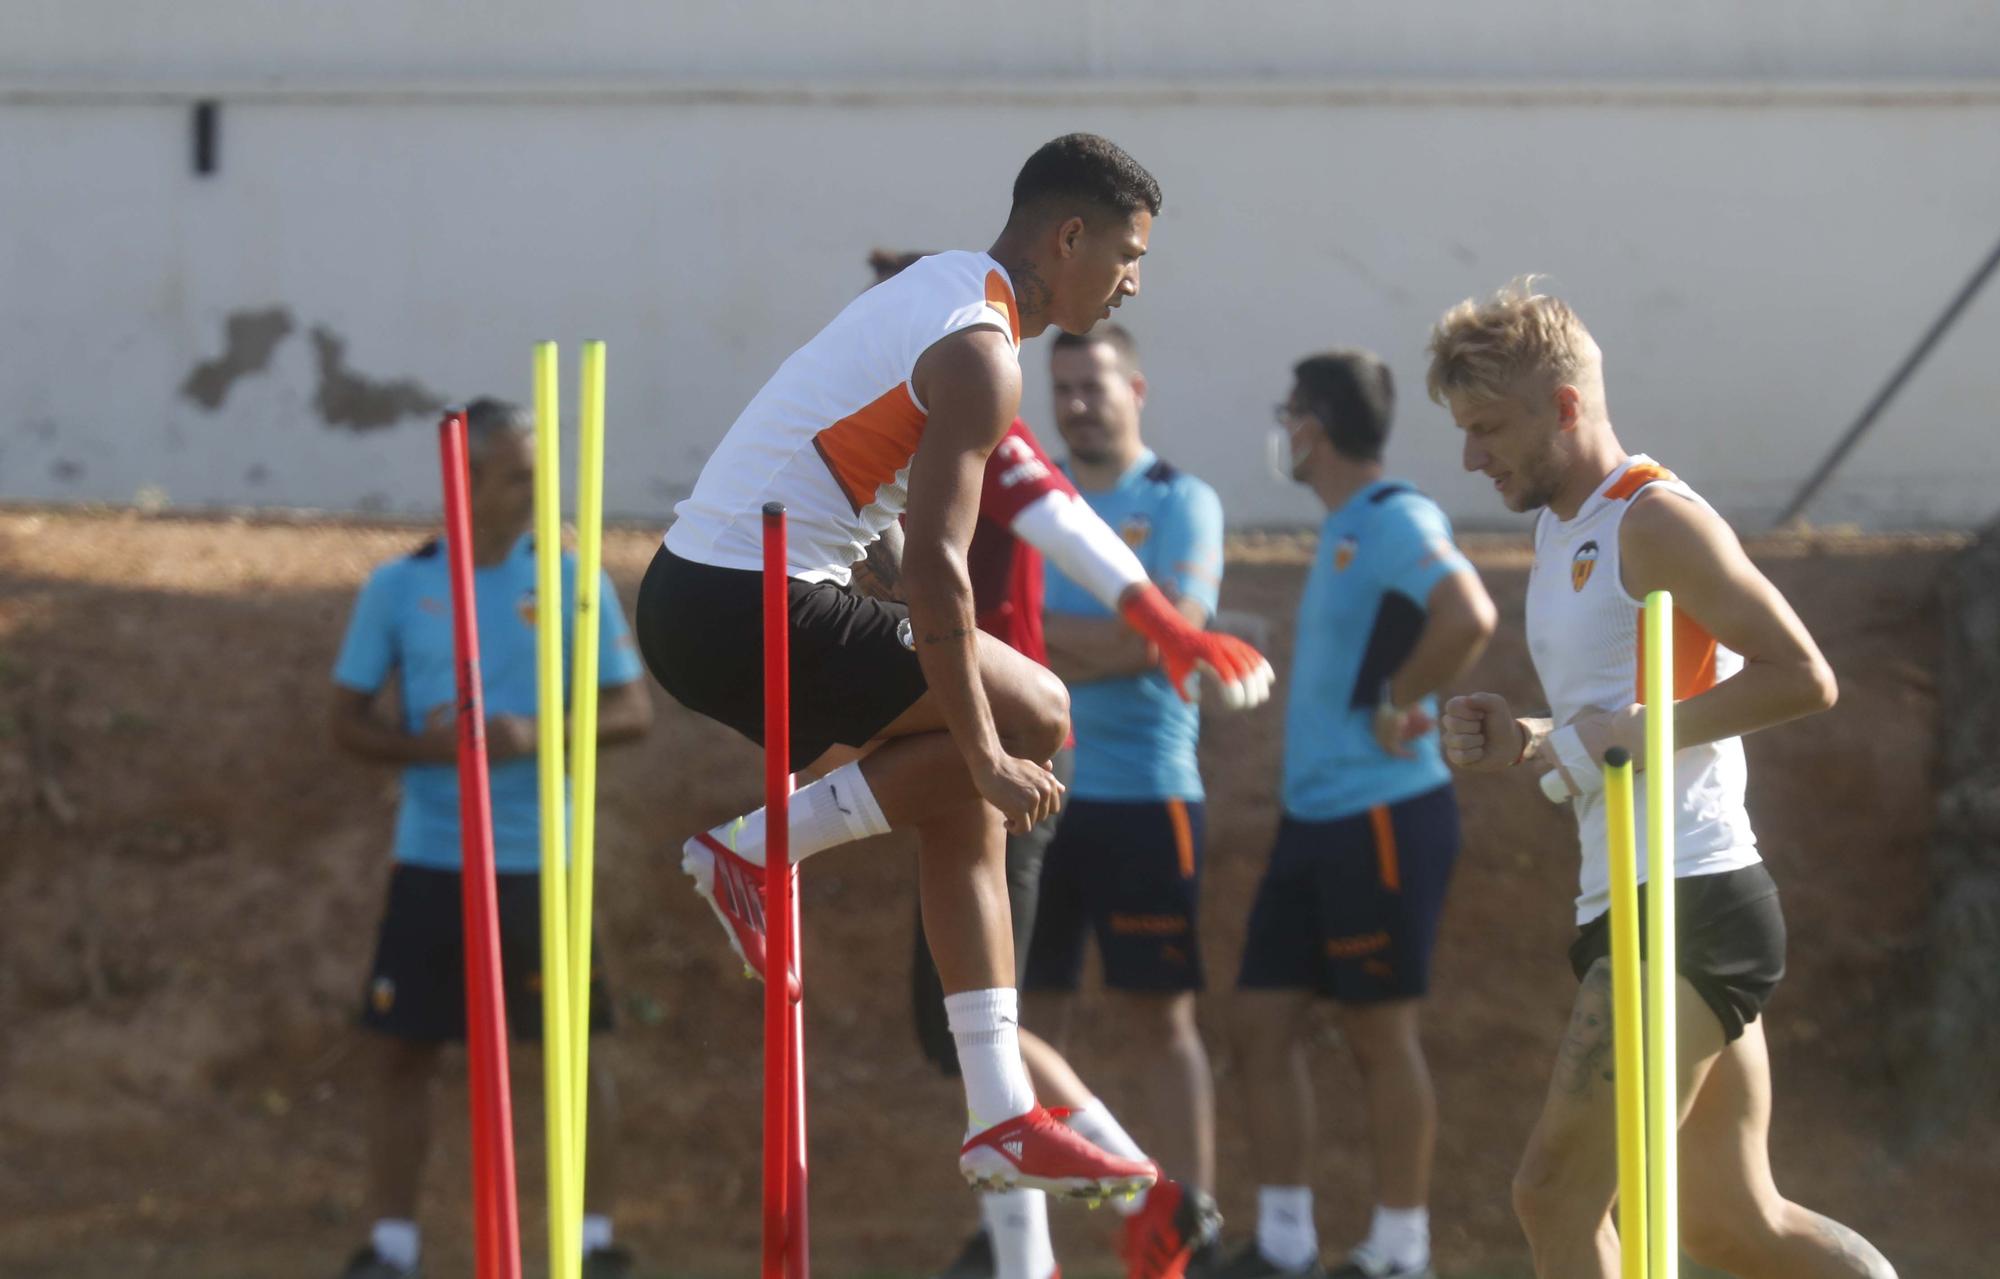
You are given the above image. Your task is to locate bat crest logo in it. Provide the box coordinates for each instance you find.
[1572,541,1600,592]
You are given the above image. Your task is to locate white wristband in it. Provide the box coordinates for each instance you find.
[1538,724,1606,804]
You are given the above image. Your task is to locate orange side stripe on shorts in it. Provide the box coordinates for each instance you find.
[1370,804,1401,893]
[1167,799,1195,879]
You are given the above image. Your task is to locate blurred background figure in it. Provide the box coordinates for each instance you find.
[1220,351,1494,1279]
[328,397,654,1279]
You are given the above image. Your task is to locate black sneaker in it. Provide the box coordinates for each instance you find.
[1325,1248,1434,1279]
[931,1229,996,1279]
[336,1247,419,1279]
[1204,1239,1325,1279]
[583,1245,637,1279]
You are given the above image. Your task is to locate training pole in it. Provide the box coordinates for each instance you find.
[1602,747,1647,1276]
[567,341,607,1227]
[533,343,579,1279]
[438,409,524,1279]
[761,502,808,1279]
[1641,591,1678,1276]
[787,882,809,1279]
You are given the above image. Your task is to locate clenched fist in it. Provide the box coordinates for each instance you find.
[1440,692,1526,772]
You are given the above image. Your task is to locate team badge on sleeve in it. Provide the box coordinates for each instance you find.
[1571,540,1600,591]
[1334,534,1359,572]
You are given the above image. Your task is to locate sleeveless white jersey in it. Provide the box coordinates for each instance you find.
[1526,454,1760,924]
[665,250,1021,583]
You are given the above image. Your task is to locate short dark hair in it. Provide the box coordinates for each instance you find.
[1293,351,1394,462]
[1051,322,1140,371]
[1009,134,1162,227]
[463,396,529,468]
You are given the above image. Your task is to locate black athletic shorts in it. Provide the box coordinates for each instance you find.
[1568,862,1785,1044]
[1024,797,1207,994]
[636,547,929,771]
[359,864,615,1043]
[1237,783,1460,1003]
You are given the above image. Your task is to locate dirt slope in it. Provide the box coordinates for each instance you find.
[0,511,1984,1278]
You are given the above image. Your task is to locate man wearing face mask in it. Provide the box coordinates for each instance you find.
[1219,352,1495,1279]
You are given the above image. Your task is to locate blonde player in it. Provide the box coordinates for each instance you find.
[1429,280,1896,1279]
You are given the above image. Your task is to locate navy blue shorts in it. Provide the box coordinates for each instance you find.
[1237,783,1459,1003]
[1024,798,1205,994]
[359,864,615,1043]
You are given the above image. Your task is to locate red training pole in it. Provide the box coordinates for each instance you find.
[761,502,802,1279]
[787,887,809,1279]
[439,410,524,1279]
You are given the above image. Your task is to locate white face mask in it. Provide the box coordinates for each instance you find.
[1267,424,1308,485]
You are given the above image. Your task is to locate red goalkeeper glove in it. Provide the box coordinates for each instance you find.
[1119,584,1275,710]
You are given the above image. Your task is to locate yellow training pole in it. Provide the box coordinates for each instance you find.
[1602,748,1647,1277]
[533,341,578,1279]
[566,340,607,1246]
[1642,590,1678,1278]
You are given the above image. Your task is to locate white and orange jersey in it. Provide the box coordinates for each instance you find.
[665,250,1022,583]
[1526,454,1760,923]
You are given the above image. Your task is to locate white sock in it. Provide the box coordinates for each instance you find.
[982,1188,1056,1279]
[1063,1097,1151,1214]
[1257,1186,1317,1271]
[945,988,1037,1131]
[581,1213,614,1254]
[1361,1205,1428,1270]
[702,761,890,867]
[370,1218,420,1272]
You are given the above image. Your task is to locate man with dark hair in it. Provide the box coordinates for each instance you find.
[642,135,1268,1209]
[1027,322,1231,1275]
[329,398,655,1279]
[854,252,1266,1279]
[1216,352,1496,1279]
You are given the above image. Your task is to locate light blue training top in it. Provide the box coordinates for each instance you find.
[1283,481,1472,821]
[1044,449,1223,802]
[333,533,644,872]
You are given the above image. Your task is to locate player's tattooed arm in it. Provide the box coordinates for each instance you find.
[850,521,905,602]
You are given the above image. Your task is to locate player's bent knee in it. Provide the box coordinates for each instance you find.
[1013,667,1070,761]
[1681,1200,1814,1277]
[1511,1132,1588,1232]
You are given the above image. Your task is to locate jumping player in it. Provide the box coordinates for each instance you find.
[1430,279,1896,1279]
[861,252,1257,1279]
[1219,350,1495,1279]
[636,135,1270,1205]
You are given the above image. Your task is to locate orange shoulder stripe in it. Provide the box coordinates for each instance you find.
[984,270,1020,348]
[1605,462,1678,502]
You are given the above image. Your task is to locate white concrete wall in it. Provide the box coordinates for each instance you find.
[9,0,2000,82]
[4,3,1998,529]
